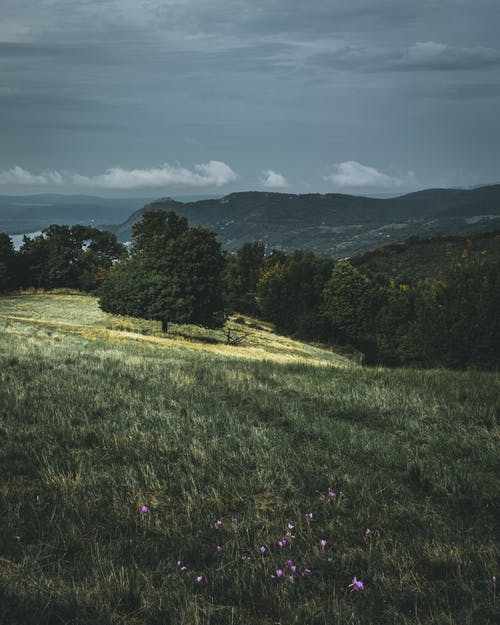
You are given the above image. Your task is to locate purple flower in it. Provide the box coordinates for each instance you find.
[140,505,148,515]
[320,539,327,551]
[272,569,283,578]
[278,539,287,548]
[259,546,266,554]
[493,575,497,586]
[328,489,336,499]
[327,556,333,562]
[232,517,238,525]
[349,576,364,591]
[302,568,312,576]
[287,523,294,529]
[286,530,295,539]
[365,528,372,537]
[290,565,297,573]
[197,574,208,584]
[214,519,222,528]
[305,512,313,520]
[216,545,222,553]
[177,561,187,572]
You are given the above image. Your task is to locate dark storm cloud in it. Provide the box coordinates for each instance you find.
[1,0,499,193]
[394,42,500,71]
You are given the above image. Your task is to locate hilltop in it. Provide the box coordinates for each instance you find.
[0,292,499,624]
[107,185,500,256]
[3,186,500,258]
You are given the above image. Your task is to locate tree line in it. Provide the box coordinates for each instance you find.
[0,225,126,292]
[1,210,498,370]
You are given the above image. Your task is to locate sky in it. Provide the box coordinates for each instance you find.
[1,0,499,197]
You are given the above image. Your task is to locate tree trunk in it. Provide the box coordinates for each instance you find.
[161,318,168,333]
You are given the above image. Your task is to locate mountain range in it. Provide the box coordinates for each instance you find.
[2,185,500,258]
[107,185,500,257]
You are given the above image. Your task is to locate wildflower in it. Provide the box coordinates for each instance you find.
[232,517,238,525]
[140,505,149,515]
[349,576,364,591]
[320,539,327,551]
[287,523,294,530]
[327,556,333,562]
[272,569,283,578]
[305,512,313,520]
[286,530,295,539]
[328,489,336,499]
[214,519,222,528]
[177,561,187,572]
[259,546,266,554]
[365,528,372,537]
[302,568,312,576]
[278,539,287,548]
[197,574,207,584]
[493,575,497,585]
[216,545,222,553]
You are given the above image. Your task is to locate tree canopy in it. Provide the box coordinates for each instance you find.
[99,210,225,331]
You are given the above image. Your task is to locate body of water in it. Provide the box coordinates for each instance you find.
[10,231,42,250]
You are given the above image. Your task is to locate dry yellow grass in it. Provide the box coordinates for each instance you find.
[0,293,352,367]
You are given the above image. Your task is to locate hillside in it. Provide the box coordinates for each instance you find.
[0,293,499,624]
[351,230,500,283]
[108,186,500,256]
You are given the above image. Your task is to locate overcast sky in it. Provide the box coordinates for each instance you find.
[1,0,499,196]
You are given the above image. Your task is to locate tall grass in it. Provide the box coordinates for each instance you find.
[0,294,498,624]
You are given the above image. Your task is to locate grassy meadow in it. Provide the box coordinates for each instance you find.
[0,293,499,624]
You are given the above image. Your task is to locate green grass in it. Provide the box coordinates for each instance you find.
[0,294,499,624]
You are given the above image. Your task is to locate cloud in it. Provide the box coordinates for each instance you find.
[260,169,288,188]
[0,166,64,185]
[0,161,238,189]
[323,161,416,189]
[398,41,500,70]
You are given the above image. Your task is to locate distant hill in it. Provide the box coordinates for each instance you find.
[0,193,219,236]
[0,194,152,235]
[106,185,500,257]
[351,230,500,283]
[2,186,500,258]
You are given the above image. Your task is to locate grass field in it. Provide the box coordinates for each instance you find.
[0,293,499,624]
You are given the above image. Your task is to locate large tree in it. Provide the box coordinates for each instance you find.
[99,210,225,331]
[321,260,381,359]
[256,249,333,337]
[222,241,265,314]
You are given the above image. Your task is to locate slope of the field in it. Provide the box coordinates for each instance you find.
[0,294,499,625]
[0,293,349,366]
